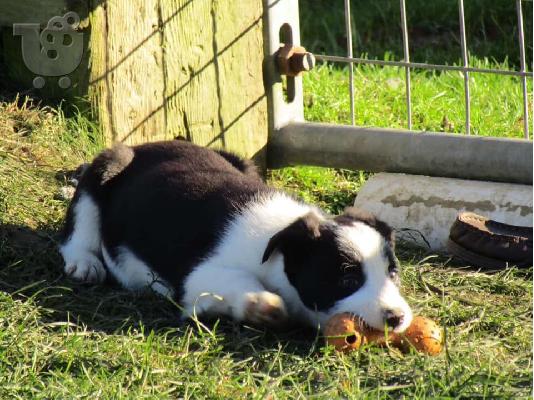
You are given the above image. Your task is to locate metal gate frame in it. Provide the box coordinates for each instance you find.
[264,0,533,184]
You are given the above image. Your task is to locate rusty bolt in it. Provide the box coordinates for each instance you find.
[276,43,316,77]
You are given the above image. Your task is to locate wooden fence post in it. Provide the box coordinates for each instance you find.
[0,0,268,167]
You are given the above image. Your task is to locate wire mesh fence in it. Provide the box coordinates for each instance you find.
[312,0,533,138]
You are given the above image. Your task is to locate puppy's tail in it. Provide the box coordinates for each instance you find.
[91,143,135,185]
[74,143,134,198]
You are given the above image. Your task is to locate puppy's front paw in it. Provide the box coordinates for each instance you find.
[64,253,106,283]
[244,291,288,326]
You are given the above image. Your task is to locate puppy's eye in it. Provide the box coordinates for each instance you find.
[388,263,400,284]
[339,274,359,289]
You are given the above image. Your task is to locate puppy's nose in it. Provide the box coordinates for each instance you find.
[384,309,404,329]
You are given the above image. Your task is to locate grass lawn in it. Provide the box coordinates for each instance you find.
[1,83,532,398]
[0,1,532,396]
[301,59,532,138]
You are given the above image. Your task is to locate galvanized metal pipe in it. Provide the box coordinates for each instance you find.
[400,0,412,130]
[344,0,355,125]
[268,122,533,184]
[516,0,530,139]
[458,0,471,135]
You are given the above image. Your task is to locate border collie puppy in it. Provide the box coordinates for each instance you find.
[60,140,412,332]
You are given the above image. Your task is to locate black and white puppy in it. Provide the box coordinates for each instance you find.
[60,140,412,332]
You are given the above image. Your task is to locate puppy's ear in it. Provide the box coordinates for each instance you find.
[335,207,394,246]
[262,212,322,263]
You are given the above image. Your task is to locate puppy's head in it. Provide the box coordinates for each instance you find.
[262,207,412,332]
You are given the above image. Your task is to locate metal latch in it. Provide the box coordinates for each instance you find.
[276,44,315,77]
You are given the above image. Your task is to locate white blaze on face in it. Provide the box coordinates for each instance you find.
[331,222,413,332]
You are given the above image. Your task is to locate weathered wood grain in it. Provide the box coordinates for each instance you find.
[159,0,267,161]
[211,0,267,161]
[161,0,221,147]
[1,0,268,165]
[87,1,111,140]
[90,0,166,145]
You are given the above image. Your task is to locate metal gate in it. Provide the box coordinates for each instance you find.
[265,0,533,184]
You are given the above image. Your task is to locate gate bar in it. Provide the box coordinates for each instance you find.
[315,54,533,78]
[400,0,412,130]
[516,0,530,139]
[344,0,355,125]
[458,0,471,135]
[268,122,533,184]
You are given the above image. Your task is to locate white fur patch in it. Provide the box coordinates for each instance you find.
[182,262,278,321]
[181,192,328,326]
[102,246,174,298]
[60,192,106,283]
[332,222,413,332]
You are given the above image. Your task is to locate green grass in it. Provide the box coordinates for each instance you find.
[302,58,532,138]
[268,167,368,215]
[0,94,532,398]
[1,2,533,395]
[0,97,102,229]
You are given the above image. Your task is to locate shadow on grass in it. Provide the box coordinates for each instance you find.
[0,222,174,329]
[0,222,321,355]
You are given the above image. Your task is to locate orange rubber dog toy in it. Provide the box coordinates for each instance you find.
[324,313,442,355]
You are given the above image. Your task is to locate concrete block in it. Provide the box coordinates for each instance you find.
[354,173,533,251]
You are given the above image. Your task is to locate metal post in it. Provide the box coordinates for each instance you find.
[400,0,412,130]
[265,0,305,131]
[344,0,355,125]
[516,0,530,139]
[459,0,471,135]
